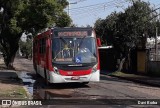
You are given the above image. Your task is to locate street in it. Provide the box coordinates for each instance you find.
[1,0,160,107]
[13,57,160,107]
[31,74,160,100]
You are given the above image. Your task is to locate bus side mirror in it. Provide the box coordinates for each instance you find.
[97,38,101,47]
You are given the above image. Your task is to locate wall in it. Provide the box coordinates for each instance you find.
[148,61,160,76]
[137,51,147,73]
[98,48,116,72]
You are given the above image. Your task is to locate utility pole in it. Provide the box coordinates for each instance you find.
[155,27,158,61]
[155,8,160,61]
[68,2,77,16]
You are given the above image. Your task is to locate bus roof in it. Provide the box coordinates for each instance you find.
[51,27,93,31]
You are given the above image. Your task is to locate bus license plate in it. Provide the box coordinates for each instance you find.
[71,76,80,80]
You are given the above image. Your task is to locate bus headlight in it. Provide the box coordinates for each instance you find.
[53,67,59,74]
[92,64,97,73]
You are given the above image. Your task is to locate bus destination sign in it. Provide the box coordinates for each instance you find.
[58,31,88,37]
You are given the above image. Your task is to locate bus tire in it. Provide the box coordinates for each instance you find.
[44,69,50,86]
[81,82,89,85]
[35,65,39,77]
[35,66,37,73]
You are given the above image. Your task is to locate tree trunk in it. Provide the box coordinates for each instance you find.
[2,42,19,69]
[0,31,21,69]
[6,49,17,69]
[117,58,126,72]
[118,48,132,72]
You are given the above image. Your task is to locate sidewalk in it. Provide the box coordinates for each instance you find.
[101,71,160,87]
[0,57,32,99]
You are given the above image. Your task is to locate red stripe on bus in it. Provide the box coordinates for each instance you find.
[59,69,92,76]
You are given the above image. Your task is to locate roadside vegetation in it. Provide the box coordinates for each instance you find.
[0,86,28,99]
[19,36,32,59]
[94,0,160,71]
[110,71,146,78]
[0,0,71,68]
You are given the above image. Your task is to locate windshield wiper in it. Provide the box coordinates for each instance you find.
[60,37,67,44]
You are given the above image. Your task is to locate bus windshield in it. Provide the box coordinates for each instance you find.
[52,37,97,64]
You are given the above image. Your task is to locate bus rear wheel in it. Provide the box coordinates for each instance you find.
[44,69,50,86]
[35,65,40,77]
[81,82,89,85]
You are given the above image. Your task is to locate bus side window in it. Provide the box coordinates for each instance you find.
[39,38,46,54]
[39,39,42,54]
[43,38,46,54]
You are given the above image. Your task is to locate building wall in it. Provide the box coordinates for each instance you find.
[98,48,116,72]
[137,51,146,73]
[148,61,160,76]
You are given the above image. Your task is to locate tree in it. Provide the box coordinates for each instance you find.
[19,37,32,59]
[0,0,71,68]
[94,12,120,46]
[94,0,159,71]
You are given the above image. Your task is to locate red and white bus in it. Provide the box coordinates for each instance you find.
[33,27,100,84]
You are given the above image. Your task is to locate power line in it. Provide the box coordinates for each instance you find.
[70,5,106,14]
[67,0,88,15]
[70,0,124,12]
[71,4,124,20]
[68,0,87,4]
[68,0,116,11]
[77,0,87,2]
[69,0,126,16]
[70,0,160,21]
[71,5,115,16]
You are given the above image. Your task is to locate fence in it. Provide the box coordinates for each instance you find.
[148,51,160,76]
[148,61,160,76]
[149,54,160,61]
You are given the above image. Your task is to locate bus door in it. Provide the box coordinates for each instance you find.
[39,38,46,69]
[45,36,52,70]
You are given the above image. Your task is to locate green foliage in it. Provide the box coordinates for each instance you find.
[94,0,159,57]
[55,12,72,27]
[20,38,32,58]
[18,0,71,34]
[0,0,71,67]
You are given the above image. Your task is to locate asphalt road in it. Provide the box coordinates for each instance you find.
[32,75,160,99]
[14,57,160,107]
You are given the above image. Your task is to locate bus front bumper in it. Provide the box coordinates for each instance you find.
[49,70,100,83]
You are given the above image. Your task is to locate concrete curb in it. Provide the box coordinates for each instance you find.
[0,70,32,99]
[110,75,160,87]
[23,86,32,99]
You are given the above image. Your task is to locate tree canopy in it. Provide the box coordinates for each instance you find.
[94,0,160,71]
[19,35,32,59]
[0,0,71,68]
[94,0,160,55]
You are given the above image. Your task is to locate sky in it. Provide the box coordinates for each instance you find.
[67,0,160,27]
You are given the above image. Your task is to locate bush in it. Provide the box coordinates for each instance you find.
[19,39,32,58]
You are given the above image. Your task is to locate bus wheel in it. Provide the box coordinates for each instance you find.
[35,65,39,77]
[81,82,89,85]
[44,69,50,86]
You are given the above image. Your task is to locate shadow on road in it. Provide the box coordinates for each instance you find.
[18,72,91,99]
[100,75,134,84]
[0,71,22,85]
[27,72,90,89]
